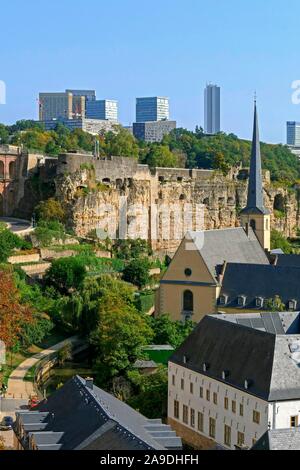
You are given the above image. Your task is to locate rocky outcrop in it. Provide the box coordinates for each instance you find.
[55,154,300,254]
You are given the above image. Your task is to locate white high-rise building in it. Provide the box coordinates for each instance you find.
[204,84,221,135]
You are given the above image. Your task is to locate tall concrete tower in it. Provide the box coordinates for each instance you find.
[204,84,220,134]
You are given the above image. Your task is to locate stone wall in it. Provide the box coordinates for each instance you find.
[55,154,300,254]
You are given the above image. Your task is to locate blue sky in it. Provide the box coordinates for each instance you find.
[0,0,299,143]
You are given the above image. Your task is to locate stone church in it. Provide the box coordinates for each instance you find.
[156,103,300,322]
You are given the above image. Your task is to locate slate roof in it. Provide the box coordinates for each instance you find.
[187,228,269,280]
[219,263,300,309]
[212,312,300,335]
[253,428,300,450]
[16,376,182,451]
[275,254,300,268]
[169,315,300,402]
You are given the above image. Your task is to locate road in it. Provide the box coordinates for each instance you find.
[6,336,79,399]
[0,217,33,235]
[0,336,78,449]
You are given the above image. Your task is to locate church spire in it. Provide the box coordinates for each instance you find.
[240,100,271,252]
[241,100,269,215]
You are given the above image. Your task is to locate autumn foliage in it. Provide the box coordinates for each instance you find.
[0,269,33,350]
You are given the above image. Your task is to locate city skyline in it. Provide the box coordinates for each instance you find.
[1,0,300,143]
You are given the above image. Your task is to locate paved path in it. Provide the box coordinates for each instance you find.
[0,217,33,235]
[6,336,79,400]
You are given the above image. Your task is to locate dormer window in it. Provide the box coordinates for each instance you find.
[256,297,264,309]
[244,379,253,390]
[237,296,246,308]
[222,370,229,380]
[219,295,228,306]
[289,300,297,311]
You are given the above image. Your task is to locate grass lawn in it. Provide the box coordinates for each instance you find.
[0,329,69,387]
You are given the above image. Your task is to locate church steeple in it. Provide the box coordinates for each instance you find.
[241,100,269,215]
[240,100,271,251]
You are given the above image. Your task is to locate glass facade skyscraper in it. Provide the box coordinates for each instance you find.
[287,122,300,147]
[86,100,118,122]
[204,84,221,135]
[136,97,169,123]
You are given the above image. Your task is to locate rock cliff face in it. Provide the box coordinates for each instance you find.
[55,153,300,254]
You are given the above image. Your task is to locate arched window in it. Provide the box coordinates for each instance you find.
[250,219,256,231]
[183,290,194,312]
[0,161,4,179]
[9,161,16,179]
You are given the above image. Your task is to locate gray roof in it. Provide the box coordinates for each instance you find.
[253,428,300,450]
[240,103,270,216]
[275,254,300,268]
[170,315,300,402]
[134,360,158,369]
[220,263,300,309]
[211,312,300,335]
[17,376,181,451]
[187,228,269,280]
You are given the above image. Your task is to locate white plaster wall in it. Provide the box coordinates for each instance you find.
[168,362,269,450]
[269,401,300,430]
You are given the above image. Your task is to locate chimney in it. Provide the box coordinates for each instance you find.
[85,378,94,390]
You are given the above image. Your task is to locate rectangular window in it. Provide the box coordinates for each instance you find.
[181,379,184,391]
[240,403,244,417]
[232,401,236,414]
[253,410,261,424]
[209,418,216,438]
[224,425,231,447]
[206,390,211,402]
[291,416,299,428]
[174,400,180,419]
[224,397,229,410]
[190,408,195,428]
[190,382,194,395]
[237,432,245,447]
[213,392,218,405]
[198,412,204,432]
[183,405,189,425]
[172,375,175,386]
[200,387,203,398]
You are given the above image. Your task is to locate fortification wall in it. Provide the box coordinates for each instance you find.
[56,154,298,254]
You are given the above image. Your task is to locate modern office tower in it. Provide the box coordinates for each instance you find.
[39,92,73,121]
[287,122,300,147]
[86,100,118,122]
[204,84,221,134]
[65,89,96,102]
[136,97,169,123]
[133,120,176,143]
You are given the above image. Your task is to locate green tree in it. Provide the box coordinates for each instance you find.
[90,291,153,386]
[142,145,180,168]
[123,258,150,288]
[271,229,293,254]
[0,223,31,262]
[103,127,139,158]
[127,367,168,419]
[264,295,286,312]
[149,314,195,348]
[0,124,9,144]
[44,257,87,293]
[57,343,72,366]
[35,198,65,223]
